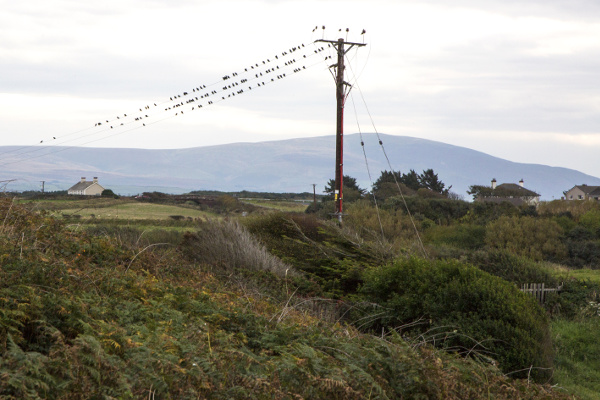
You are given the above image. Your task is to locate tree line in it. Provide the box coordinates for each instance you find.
[324,168,451,202]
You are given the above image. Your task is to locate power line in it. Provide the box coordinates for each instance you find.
[0,41,332,168]
[345,57,429,259]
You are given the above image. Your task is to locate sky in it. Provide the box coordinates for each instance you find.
[1,0,600,178]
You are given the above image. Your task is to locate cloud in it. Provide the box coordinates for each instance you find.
[1,0,599,179]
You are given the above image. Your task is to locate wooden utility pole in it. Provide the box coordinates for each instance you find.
[315,37,366,223]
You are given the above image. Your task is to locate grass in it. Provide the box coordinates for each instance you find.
[241,198,310,212]
[545,263,600,284]
[552,317,600,400]
[566,268,600,283]
[27,199,215,221]
[19,197,131,211]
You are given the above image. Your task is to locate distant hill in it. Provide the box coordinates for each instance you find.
[2,133,599,200]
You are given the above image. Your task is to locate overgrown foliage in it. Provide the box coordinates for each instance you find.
[357,257,554,382]
[0,198,572,399]
[485,216,567,261]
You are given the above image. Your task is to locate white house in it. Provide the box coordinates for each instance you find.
[564,185,600,201]
[67,177,105,196]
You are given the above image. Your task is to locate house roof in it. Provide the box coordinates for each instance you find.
[591,187,600,196]
[570,185,600,195]
[495,183,540,197]
[68,181,103,192]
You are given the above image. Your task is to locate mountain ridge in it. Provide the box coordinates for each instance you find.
[1,133,599,200]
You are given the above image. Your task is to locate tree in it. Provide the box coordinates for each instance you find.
[372,170,416,200]
[373,169,450,198]
[101,189,117,198]
[400,169,421,191]
[418,169,449,195]
[372,170,402,193]
[324,175,366,203]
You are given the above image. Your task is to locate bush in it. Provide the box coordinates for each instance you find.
[579,209,600,238]
[467,250,560,286]
[243,212,378,297]
[485,216,567,262]
[545,278,600,319]
[424,224,486,250]
[384,197,471,225]
[460,201,521,225]
[358,257,554,382]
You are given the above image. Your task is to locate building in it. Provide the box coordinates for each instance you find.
[67,177,105,196]
[475,179,541,206]
[564,185,600,201]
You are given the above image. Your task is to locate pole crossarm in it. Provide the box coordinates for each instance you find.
[314,39,367,54]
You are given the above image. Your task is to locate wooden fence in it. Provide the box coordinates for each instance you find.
[520,283,563,303]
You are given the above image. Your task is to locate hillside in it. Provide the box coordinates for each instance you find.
[0,198,576,399]
[2,133,600,199]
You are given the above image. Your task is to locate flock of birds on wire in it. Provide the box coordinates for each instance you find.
[0,27,367,166]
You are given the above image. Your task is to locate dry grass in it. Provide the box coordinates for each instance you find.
[183,218,297,278]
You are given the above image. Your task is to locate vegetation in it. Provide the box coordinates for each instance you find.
[358,257,553,382]
[323,175,367,203]
[3,183,600,398]
[373,169,450,199]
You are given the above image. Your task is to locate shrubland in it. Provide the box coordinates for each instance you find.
[1,190,598,398]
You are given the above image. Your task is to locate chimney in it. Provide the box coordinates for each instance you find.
[491,178,497,190]
[80,177,86,183]
[93,177,98,183]
[519,179,524,187]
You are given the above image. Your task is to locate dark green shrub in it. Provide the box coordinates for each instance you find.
[384,197,471,225]
[358,257,553,382]
[460,201,521,225]
[545,278,600,319]
[424,224,486,250]
[243,212,377,298]
[467,250,560,286]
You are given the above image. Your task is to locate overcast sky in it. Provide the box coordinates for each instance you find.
[1,0,600,178]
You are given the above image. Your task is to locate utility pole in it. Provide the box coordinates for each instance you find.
[315,37,366,223]
[312,183,317,207]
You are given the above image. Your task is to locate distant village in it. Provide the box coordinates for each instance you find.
[66,176,600,204]
[468,179,600,205]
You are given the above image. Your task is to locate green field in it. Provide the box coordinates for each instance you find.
[57,202,214,220]
[241,198,310,212]
[566,268,600,283]
[21,198,215,220]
